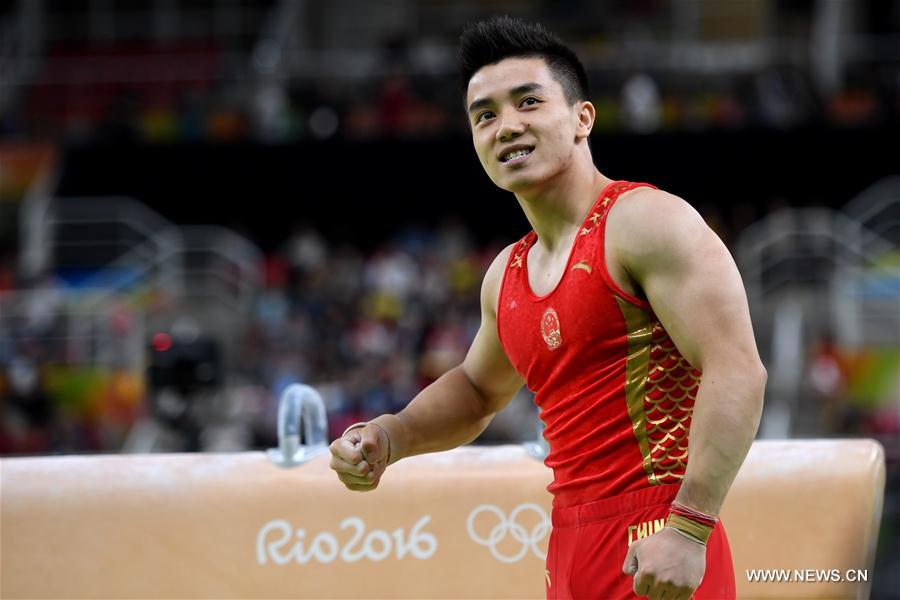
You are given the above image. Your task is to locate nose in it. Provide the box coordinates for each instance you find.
[496,108,527,142]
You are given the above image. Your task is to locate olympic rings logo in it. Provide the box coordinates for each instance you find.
[466,503,551,563]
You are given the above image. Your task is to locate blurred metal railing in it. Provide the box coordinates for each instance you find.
[736,177,899,438]
[0,0,44,114]
[842,175,900,251]
[175,225,264,315]
[831,177,900,350]
[39,196,263,312]
[737,207,869,303]
[47,195,178,291]
[0,287,146,373]
[18,194,265,370]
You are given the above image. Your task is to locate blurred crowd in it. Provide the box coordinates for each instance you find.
[3,36,898,146]
[237,222,533,450]
[2,214,896,456]
[0,221,544,455]
[0,269,144,454]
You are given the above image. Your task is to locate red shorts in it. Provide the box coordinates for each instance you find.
[546,485,735,599]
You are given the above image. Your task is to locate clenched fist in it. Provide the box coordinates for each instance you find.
[329,423,391,492]
[622,526,706,600]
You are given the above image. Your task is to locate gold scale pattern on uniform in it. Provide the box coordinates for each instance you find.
[644,321,701,483]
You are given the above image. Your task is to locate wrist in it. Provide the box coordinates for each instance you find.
[670,500,719,527]
[664,514,712,545]
[673,483,722,517]
[341,417,398,465]
[664,500,719,546]
[341,422,369,437]
[369,414,406,465]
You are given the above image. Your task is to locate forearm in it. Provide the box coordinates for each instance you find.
[676,362,767,515]
[370,365,494,465]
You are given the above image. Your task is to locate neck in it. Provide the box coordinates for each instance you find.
[514,158,614,252]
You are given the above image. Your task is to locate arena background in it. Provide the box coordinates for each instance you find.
[0,0,898,597]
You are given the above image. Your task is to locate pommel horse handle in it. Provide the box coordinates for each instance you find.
[266,384,329,468]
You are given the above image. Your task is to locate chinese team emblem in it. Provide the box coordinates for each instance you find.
[541,308,563,350]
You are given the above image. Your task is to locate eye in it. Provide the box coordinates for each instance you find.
[520,97,541,108]
[475,111,495,125]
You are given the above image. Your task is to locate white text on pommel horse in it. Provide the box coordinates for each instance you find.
[257,516,437,564]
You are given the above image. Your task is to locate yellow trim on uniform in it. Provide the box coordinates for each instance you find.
[616,297,658,486]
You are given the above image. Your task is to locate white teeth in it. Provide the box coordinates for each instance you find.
[503,148,532,162]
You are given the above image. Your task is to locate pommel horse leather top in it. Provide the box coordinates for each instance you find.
[0,439,885,599]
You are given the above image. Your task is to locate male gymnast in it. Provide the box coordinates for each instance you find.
[329,16,767,600]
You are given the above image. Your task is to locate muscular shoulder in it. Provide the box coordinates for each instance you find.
[480,243,516,318]
[606,187,712,278]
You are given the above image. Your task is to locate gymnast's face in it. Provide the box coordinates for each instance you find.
[466,57,588,194]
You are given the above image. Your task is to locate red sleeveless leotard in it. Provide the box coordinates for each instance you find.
[496,180,736,599]
[496,180,701,508]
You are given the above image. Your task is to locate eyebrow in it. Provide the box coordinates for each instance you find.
[467,82,546,114]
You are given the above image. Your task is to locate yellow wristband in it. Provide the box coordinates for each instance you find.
[666,524,707,546]
[666,514,713,545]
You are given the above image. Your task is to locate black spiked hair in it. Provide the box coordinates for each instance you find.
[458,16,589,105]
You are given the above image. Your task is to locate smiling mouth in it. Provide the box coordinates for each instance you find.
[499,146,534,163]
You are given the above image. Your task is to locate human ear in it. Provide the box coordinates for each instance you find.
[575,101,595,140]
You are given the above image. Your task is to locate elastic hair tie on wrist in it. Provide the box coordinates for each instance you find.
[342,422,369,437]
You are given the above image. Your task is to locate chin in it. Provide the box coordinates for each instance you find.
[498,172,546,194]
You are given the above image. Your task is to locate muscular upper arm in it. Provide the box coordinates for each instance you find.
[461,244,526,415]
[611,190,764,374]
